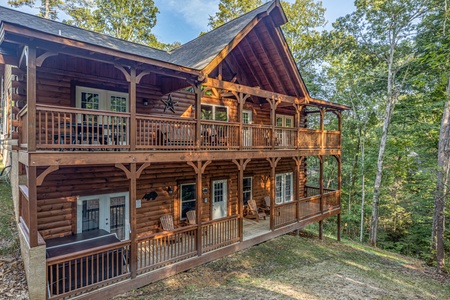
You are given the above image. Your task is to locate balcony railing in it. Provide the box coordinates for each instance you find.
[21,105,341,152]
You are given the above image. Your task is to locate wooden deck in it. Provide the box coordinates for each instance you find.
[243,218,271,240]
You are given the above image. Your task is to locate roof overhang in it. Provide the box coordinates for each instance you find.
[0,21,202,81]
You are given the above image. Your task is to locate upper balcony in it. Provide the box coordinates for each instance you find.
[18,102,341,153]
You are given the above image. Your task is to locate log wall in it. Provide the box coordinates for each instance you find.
[36,159,306,240]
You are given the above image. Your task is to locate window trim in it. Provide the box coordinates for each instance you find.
[180,182,196,220]
[243,176,252,206]
[76,86,129,112]
[275,172,294,204]
[276,114,294,128]
[201,104,229,121]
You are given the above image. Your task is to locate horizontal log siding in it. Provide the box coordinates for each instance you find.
[36,160,306,240]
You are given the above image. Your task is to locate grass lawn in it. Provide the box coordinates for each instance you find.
[0,178,17,256]
[115,233,450,300]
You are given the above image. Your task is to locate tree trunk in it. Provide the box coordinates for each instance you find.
[44,0,50,19]
[432,76,450,272]
[369,40,397,247]
[360,133,365,243]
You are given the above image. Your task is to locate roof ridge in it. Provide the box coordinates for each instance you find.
[171,0,275,54]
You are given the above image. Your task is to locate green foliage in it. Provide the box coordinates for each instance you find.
[63,0,161,47]
[208,0,264,29]
[7,0,63,19]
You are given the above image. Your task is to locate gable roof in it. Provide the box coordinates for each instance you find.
[169,1,276,70]
[0,1,280,71]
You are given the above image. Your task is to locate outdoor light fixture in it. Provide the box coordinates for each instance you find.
[202,187,208,195]
[167,186,173,195]
[143,98,149,106]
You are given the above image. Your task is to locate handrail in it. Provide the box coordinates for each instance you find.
[136,225,197,241]
[136,113,195,122]
[46,240,131,264]
[201,120,239,126]
[274,200,296,208]
[36,104,131,118]
[201,214,239,226]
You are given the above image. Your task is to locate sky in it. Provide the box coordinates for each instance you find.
[0,0,355,44]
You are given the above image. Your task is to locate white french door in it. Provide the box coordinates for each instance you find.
[77,192,130,240]
[242,110,253,147]
[276,114,294,146]
[212,179,228,219]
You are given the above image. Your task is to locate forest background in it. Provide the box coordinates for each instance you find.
[2,0,449,272]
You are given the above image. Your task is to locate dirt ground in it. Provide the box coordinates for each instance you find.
[1,233,449,300]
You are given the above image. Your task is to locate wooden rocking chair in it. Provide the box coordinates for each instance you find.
[246,199,266,222]
[160,214,178,231]
[263,196,271,214]
[186,210,196,225]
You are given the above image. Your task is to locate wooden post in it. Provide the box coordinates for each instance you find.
[28,166,38,247]
[293,104,302,150]
[293,157,301,222]
[337,213,341,241]
[233,158,250,242]
[267,157,280,231]
[194,84,203,149]
[320,107,325,150]
[319,220,323,240]
[267,98,280,149]
[238,93,244,150]
[129,67,137,151]
[187,160,211,256]
[319,156,324,214]
[27,46,37,151]
[129,163,137,278]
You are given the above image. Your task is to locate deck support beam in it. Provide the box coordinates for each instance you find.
[232,158,251,242]
[267,157,280,231]
[337,213,341,241]
[319,220,323,240]
[187,160,211,256]
[293,157,303,221]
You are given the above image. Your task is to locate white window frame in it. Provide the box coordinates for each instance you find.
[275,172,293,204]
[201,104,229,121]
[276,114,294,128]
[180,183,196,220]
[76,86,129,112]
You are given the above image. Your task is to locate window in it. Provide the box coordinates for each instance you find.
[201,104,228,121]
[275,172,293,204]
[243,177,252,206]
[276,114,293,128]
[76,86,128,112]
[180,183,196,220]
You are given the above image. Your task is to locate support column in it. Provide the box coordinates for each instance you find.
[337,213,341,241]
[293,157,302,222]
[187,160,211,256]
[234,92,249,150]
[129,68,137,151]
[337,155,342,242]
[319,156,324,240]
[115,162,150,279]
[27,46,37,151]
[267,157,280,231]
[293,104,302,150]
[233,158,251,242]
[320,107,325,150]
[194,84,203,149]
[267,97,280,149]
[28,166,38,247]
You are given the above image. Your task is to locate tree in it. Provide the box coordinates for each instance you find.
[64,0,160,46]
[281,0,326,96]
[208,0,264,29]
[337,0,429,246]
[7,0,62,19]
[417,0,450,272]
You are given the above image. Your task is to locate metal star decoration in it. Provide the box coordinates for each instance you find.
[161,94,177,113]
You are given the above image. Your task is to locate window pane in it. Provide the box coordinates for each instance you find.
[181,184,196,219]
[285,118,293,128]
[214,181,224,203]
[243,177,252,206]
[81,92,100,110]
[275,175,283,204]
[215,106,228,121]
[201,105,213,120]
[285,173,293,202]
[110,196,126,240]
[110,96,127,112]
[276,117,283,127]
[82,199,100,232]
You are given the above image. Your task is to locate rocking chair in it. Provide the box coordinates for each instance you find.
[246,199,266,222]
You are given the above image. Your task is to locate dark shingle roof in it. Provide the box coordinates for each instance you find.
[168,1,274,70]
[0,1,276,70]
[0,5,171,62]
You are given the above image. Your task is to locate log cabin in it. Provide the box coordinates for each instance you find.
[0,1,350,299]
